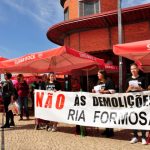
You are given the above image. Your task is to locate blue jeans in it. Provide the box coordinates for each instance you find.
[18,96,29,118]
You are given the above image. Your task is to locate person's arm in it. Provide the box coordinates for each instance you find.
[27,83,29,93]
[126,77,144,92]
[131,85,143,91]
[8,81,15,102]
[126,85,134,93]
[100,79,115,94]
[15,83,19,91]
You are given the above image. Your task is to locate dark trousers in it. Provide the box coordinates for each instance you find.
[3,97,14,125]
[133,130,146,139]
[18,96,29,118]
[76,125,80,134]
[30,93,34,110]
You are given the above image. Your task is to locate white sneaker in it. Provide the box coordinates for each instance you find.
[142,138,147,145]
[130,137,138,144]
[47,127,52,132]
[51,127,57,132]
[40,126,46,130]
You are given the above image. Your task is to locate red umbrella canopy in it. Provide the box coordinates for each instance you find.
[0,57,8,72]
[0,56,8,61]
[113,40,150,72]
[0,46,105,74]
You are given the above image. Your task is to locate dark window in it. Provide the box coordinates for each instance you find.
[64,8,69,20]
[79,0,100,17]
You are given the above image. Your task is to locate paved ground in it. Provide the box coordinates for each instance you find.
[0,112,150,150]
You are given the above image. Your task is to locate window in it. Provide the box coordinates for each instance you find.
[79,0,100,17]
[64,8,69,20]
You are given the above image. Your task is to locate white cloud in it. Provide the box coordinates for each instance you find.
[31,0,64,26]
[1,0,63,29]
[2,0,149,28]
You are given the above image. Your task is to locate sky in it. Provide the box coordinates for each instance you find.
[0,0,150,59]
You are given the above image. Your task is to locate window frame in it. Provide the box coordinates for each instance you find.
[78,0,100,17]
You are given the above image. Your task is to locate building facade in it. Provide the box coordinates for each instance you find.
[47,0,150,89]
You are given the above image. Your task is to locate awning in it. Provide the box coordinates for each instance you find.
[0,46,105,74]
[113,40,150,72]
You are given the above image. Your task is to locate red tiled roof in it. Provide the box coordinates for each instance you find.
[47,3,150,45]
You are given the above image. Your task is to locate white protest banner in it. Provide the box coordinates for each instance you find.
[34,90,150,130]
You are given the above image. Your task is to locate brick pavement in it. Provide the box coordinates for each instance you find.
[0,112,150,150]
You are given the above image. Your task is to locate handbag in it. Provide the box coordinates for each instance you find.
[8,101,20,115]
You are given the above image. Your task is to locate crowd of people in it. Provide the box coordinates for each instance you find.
[0,63,150,145]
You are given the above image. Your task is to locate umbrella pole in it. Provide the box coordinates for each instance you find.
[118,0,123,93]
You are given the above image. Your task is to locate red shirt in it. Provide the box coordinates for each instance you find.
[15,80,29,97]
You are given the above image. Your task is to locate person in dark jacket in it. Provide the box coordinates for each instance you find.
[1,72,15,128]
[15,74,29,120]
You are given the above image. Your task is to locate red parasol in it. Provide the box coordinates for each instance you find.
[113,40,150,72]
[0,46,105,73]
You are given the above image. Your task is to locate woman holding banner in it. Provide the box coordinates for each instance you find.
[126,63,147,145]
[45,72,61,132]
[92,70,115,137]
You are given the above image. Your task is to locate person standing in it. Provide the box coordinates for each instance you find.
[1,72,15,128]
[126,63,147,145]
[45,72,61,132]
[71,78,81,92]
[92,70,115,137]
[39,74,48,90]
[15,74,29,120]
